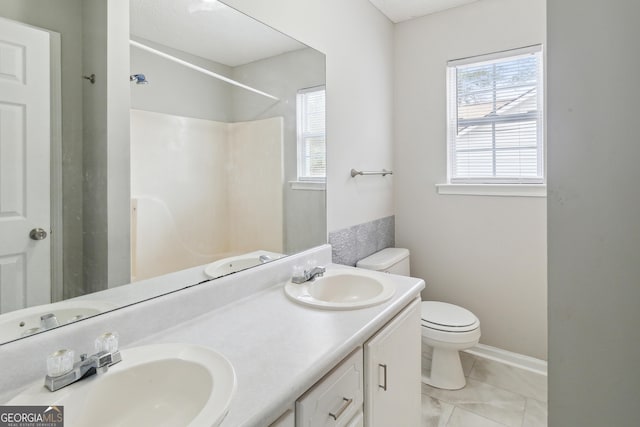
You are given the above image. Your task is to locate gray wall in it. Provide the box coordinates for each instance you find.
[548,1,640,426]
[130,38,234,122]
[81,0,108,293]
[394,0,547,359]
[82,0,130,292]
[105,1,131,289]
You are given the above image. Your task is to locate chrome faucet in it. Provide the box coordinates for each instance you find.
[44,333,122,392]
[20,313,60,338]
[292,266,326,284]
[259,254,273,264]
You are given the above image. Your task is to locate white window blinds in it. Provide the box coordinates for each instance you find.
[447,45,544,184]
[297,87,326,181]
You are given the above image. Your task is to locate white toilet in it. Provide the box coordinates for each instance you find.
[356,248,480,390]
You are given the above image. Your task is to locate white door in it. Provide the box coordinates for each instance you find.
[0,17,51,314]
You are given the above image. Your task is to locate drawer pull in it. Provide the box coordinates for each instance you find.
[379,363,387,391]
[329,397,353,420]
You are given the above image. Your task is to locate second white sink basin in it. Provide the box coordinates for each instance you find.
[284,269,396,310]
[204,250,283,279]
[8,343,236,427]
[0,300,117,342]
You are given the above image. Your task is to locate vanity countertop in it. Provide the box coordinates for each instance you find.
[132,264,424,427]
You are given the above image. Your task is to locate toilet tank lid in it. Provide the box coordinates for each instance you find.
[356,248,410,271]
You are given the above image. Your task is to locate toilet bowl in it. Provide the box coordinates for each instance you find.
[356,248,481,390]
[421,301,480,389]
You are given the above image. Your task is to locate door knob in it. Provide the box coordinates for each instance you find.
[29,228,48,240]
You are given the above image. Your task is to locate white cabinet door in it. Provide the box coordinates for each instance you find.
[364,298,421,427]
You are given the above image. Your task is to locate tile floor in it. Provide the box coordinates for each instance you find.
[421,344,547,427]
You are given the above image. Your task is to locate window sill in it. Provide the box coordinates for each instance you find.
[289,181,326,191]
[436,183,546,197]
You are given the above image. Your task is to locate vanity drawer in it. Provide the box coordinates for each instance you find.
[296,348,364,427]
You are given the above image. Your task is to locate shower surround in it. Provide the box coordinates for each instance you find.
[130,109,283,281]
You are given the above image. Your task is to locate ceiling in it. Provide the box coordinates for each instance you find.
[130,0,305,67]
[368,0,481,23]
[129,0,481,66]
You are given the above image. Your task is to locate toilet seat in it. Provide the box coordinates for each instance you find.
[421,301,479,333]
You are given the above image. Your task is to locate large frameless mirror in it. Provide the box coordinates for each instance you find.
[0,0,326,344]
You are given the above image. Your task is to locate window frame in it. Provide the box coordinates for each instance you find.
[296,85,326,183]
[445,45,545,186]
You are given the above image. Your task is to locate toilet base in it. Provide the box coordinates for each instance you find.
[423,347,466,390]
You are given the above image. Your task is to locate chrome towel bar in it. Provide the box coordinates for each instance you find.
[350,168,393,178]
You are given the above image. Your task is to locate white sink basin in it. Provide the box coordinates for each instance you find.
[0,300,117,342]
[204,250,284,279]
[8,343,236,427]
[284,269,396,310]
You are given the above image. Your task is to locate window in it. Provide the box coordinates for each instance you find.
[296,86,326,181]
[446,45,544,184]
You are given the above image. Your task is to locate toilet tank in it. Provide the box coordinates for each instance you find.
[356,248,410,276]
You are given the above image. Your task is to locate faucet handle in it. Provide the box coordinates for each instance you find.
[291,265,305,281]
[46,349,75,378]
[95,332,119,353]
[40,313,59,330]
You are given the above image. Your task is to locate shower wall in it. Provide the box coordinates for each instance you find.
[227,118,283,253]
[232,48,327,254]
[130,41,325,259]
[130,110,283,281]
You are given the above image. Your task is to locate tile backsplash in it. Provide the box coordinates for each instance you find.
[329,216,395,266]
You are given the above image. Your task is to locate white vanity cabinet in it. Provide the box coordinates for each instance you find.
[292,297,421,427]
[363,297,422,427]
[296,348,364,427]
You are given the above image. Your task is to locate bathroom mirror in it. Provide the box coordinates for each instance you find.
[0,0,326,344]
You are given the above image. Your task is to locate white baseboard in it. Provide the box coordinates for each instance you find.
[464,343,547,376]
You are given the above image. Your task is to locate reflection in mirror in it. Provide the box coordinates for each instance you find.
[0,0,326,344]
